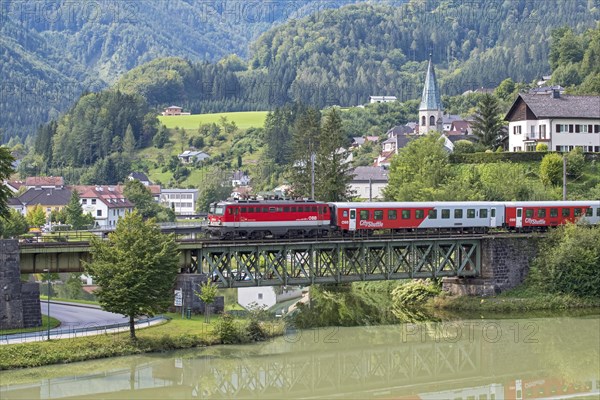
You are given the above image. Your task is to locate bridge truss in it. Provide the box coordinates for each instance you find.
[185,238,481,288]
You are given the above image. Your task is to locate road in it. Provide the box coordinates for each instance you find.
[41,300,129,330]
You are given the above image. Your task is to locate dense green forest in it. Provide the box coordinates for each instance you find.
[0,0,347,141]
[115,1,599,114]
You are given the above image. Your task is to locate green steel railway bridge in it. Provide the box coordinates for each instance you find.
[14,232,539,290]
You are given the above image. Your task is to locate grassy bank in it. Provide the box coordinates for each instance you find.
[0,313,285,370]
[431,287,600,313]
[158,111,268,130]
[0,316,61,336]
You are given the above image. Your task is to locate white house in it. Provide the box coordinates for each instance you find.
[178,150,209,164]
[231,170,251,187]
[505,92,600,152]
[349,166,389,200]
[369,95,397,104]
[237,286,303,311]
[160,188,198,216]
[77,186,134,228]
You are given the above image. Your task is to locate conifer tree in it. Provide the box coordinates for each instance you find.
[0,146,14,218]
[471,94,506,149]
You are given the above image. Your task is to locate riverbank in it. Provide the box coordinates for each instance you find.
[0,313,285,370]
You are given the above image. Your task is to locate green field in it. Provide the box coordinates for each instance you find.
[158,111,268,131]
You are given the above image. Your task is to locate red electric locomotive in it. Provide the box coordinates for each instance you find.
[207,199,331,239]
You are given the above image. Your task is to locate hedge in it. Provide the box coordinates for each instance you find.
[450,152,600,164]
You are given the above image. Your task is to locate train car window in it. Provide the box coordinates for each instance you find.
[269,207,276,213]
[491,209,496,217]
[228,208,233,215]
[311,206,317,212]
[374,210,383,220]
[214,206,225,215]
[597,208,600,217]
[388,210,397,220]
[360,210,369,220]
[323,206,328,214]
[284,207,290,212]
[343,210,348,217]
[454,209,463,219]
[585,208,593,217]
[550,208,558,217]
[480,209,488,218]
[291,206,297,212]
[562,208,570,217]
[574,208,582,217]
[428,210,437,219]
[402,210,411,219]
[525,209,534,218]
[241,207,247,213]
[442,209,450,219]
[415,210,424,219]
[537,209,546,218]
[305,206,311,212]
[277,207,283,212]
[262,207,269,213]
[467,209,475,218]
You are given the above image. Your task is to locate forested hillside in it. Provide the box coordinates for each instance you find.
[115,0,599,115]
[0,0,348,141]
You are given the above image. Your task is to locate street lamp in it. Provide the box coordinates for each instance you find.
[43,268,50,341]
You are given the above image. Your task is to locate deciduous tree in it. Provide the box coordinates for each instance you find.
[85,211,180,340]
[0,146,14,218]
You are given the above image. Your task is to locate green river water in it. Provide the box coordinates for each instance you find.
[1,314,599,399]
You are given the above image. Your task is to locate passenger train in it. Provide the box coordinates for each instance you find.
[207,199,600,239]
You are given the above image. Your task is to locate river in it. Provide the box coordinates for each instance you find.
[1,314,598,399]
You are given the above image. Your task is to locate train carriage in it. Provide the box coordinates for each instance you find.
[504,201,600,230]
[207,199,331,238]
[329,202,506,233]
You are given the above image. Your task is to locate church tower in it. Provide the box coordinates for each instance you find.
[418,54,443,135]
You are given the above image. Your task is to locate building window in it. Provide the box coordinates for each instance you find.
[575,125,581,133]
[97,210,102,217]
[595,125,600,133]
[421,116,426,126]
[258,293,263,300]
[513,146,522,152]
[540,124,546,138]
[429,115,435,126]
[91,199,96,205]
[569,124,574,133]
[513,125,522,135]
[82,199,87,204]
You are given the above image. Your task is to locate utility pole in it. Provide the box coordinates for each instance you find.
[311,152,315,200]
[563,155,567,201]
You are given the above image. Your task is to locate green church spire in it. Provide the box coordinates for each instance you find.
[419,54,442,111]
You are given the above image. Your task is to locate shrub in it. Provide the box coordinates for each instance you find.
[536,143,548,152]
[213,313,243,344]
[539,153,563,186]
[391,279,441,307]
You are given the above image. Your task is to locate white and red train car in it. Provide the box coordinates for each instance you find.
[207,200,600,238]
[207,199,331,238]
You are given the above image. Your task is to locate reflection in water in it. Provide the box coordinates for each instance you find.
[1,316,598,399]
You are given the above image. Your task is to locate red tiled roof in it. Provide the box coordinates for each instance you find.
[25,176,64,187]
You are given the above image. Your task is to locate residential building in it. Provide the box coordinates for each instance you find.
[160,189,198,216]
[76,186,135,228]
[237,286,303,311]
[231,170,250,187]
[419,55,443,134]
[529,85,565,95]
[350,166,389,200]
[128,172,152,186]
[25,176,64,189]
[505,92,600,152]
[3,179,24,194]
[18,187,72,217]
[369,95,397,104]
[178,150,209,164]
[7,197,25,215]
[161,106,191,116]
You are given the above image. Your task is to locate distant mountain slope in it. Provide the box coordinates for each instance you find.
[114,0,599,114]
[0,0,359,141]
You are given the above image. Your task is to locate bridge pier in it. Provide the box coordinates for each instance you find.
[1,240,42,330]
[442,236,540,296]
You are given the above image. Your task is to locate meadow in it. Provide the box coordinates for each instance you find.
[158,111,268,131]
